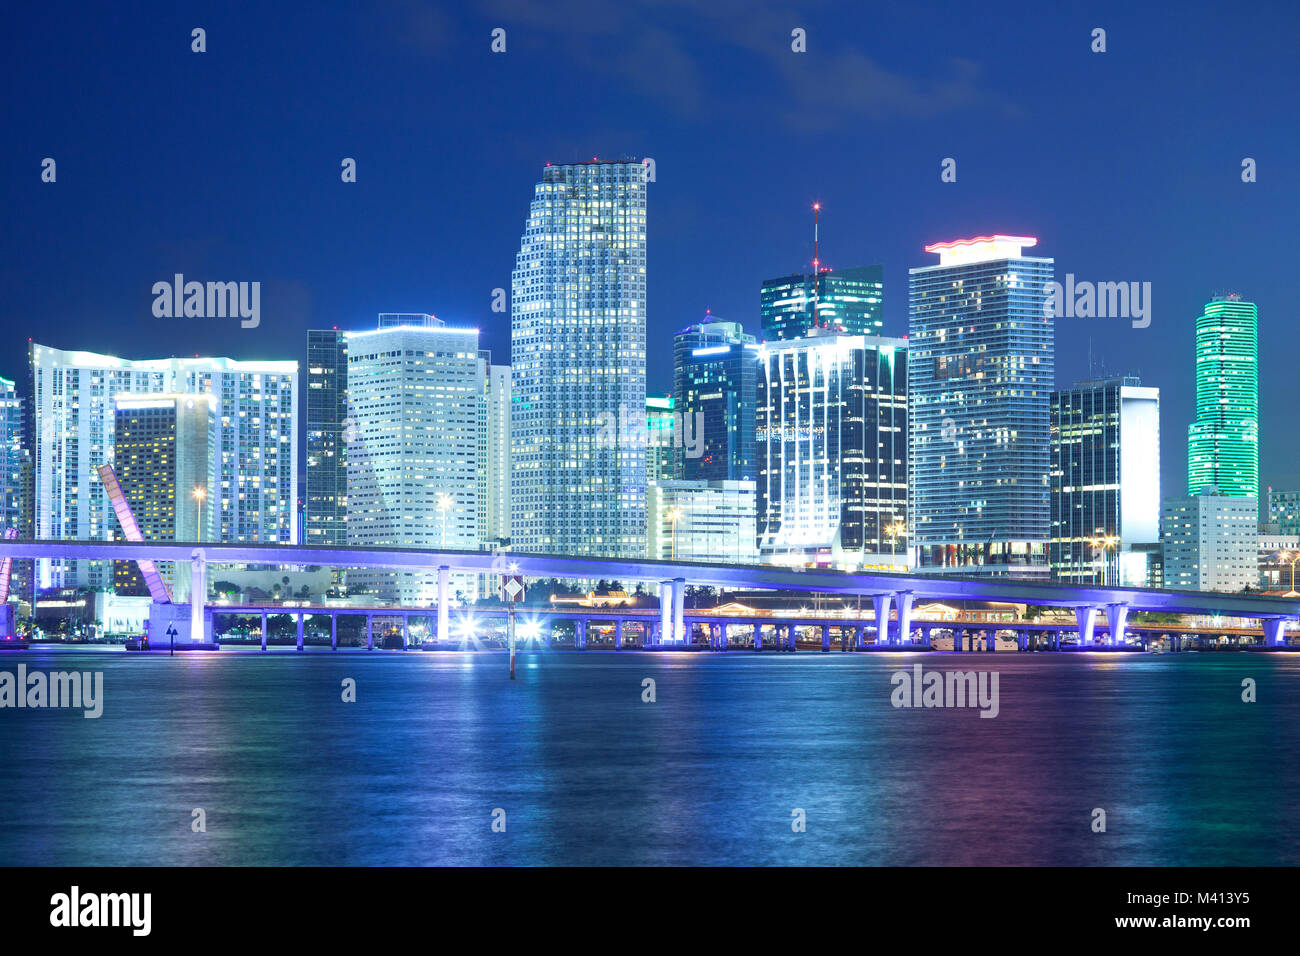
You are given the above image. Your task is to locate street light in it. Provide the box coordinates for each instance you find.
[1277,551,1300,595]
[886,518,907,565]
[192,485,207,542]
[1089,529,1120,587]
[665,506,683,561]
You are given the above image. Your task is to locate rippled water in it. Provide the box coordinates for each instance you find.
[1,647,1297,866]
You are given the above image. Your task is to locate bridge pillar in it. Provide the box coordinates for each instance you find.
[191,549,207,645]
[261,611,267,652]
[821,624,831,652]
[1075,606,1098,647]
[1018,631,1028,652]
[402,615,409,650]
[753,622,762,651]
[437,565,450,644]
[658,580,673,647]
[296,612,304,652]
[854,624,865,650]
[672,577,686,644]
[1105,603,1130,647]
[787,623,797,652]
[1262,618,1287,647]
[366,615,374,651]
[894,591,914,646]
[576,618,587,650]
[872,593,892,646]
[331,614,338,651]
[615,618,624,649]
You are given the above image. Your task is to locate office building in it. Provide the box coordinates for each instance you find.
[761,265,884,341]
[1161,487,1258,592]
[511,160,648,557]
[647,479,758,565]
[1187,295,1258,499]
[673,313,758,482]
[756,329,908,569]
[1050,376,1160,584]
[908,235,1054,578]
[305,329,349,547]
[477,358,511,550]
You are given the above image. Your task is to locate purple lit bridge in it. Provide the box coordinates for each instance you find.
[1,540,1298,650]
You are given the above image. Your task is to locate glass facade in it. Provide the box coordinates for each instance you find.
[760,265,883,340]
[1050,377,1160,584]
[306,329,348,547]
[511,160,648,557]
[646,479,758,564]
[756,330,908,569]
[908,237,1054,578]
[672,314,757,482]
[1187,295,1258,499]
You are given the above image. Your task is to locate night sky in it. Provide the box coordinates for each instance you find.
[3,0,1297,496]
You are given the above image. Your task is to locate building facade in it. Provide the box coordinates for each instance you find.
[1050,377,1161,584]
[908,236,1054,578]
[760,265,884,340]
[30,344,298,589]
[756,329,908,569]
[511,160,648,557]
[673,313,757,482]
[1161,488,1258,592]
[1187,294,1258,499]
[477,358,511,550]
[305,329,349,547]
[647,479,758,565]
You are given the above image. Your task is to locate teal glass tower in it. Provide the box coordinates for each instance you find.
[1187,294,1258,499]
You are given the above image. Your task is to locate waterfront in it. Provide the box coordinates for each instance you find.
[1,648,1298,866]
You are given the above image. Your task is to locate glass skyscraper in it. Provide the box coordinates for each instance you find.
[1187,294,1258,499]
[756,329,908,569]
[908,236,1054,578]
[306,329,348,547]
[760,265,884,340]
[1050,376,1160,584]
[511,160,647,557]
[673,313,757,482]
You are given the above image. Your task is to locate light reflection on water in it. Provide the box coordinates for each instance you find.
[0,648,1297,866]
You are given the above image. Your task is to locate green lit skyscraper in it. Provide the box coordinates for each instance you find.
[1187,295,1258,499]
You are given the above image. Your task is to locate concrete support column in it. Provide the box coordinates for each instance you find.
[821,624,831,652]
[855,624,865,650]
[659,580,673,647]
[954,628,964,652]
[787,623,797,652]
[261,611,267,652]
[1105,603,1130,647]
[872,593,892,645]
[615,618,624,649]
[191,549,207,644]
[753,622,762,651]
[437,565,450,645]
[402,615,409,650]
[331,615,338,651]
[296,613,304,652]
[575,618,587,650]
[672,577,686,645]
[895,591,914,646]
[1262,618,1287,647]
[1053,630,1060,650]
[366,615,374,651]
[1076,606,1098,646]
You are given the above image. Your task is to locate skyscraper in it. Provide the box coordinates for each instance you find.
[345,314,482,603]
[477,357,511,550]
[1187,294,1258,499]
[673,313,757,482]
[0,377,22,534]
[1162,487,1258,592]
[645,395,675,485]
[760,266,884,341]
[1050,376,1160,584]
[30,344,298,589]
[511,160,648,557]
[305,329,348,547]
[908,235,1054,578]
[756,329,908,569]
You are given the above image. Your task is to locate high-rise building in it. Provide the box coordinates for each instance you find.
[760,266,884,341]
[110,394,213,600]
[511,159,648,557]
[30,344,298,589]
[345,314,482,602]
[647,479,759,564]
[0,377,22,534]
[1162,487,1258,592]
[673,313,758,482]
[477,357,511,550]
[908,235,1054,578]
[756,329,908,569]
[305,329,348,547]
[1187,295,1258,499]
[1050,377,1160,584]
[1267,488,1300,536]
[645,395,675,485]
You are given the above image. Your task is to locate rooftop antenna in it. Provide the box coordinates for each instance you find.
[812,202,822,327]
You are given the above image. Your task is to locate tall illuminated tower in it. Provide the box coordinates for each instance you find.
[1187,294,1258,499]
[511,160,648,557]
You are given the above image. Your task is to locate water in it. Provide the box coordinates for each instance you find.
[1,647,1297,866]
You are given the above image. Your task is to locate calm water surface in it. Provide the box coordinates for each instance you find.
[1,647,1298,866]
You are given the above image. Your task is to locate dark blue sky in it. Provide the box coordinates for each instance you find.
[3,0,1297,496]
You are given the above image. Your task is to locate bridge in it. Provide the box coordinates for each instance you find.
[2,539,1298,649]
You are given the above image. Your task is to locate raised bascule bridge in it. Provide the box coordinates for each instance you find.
[1,537,1298,652]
